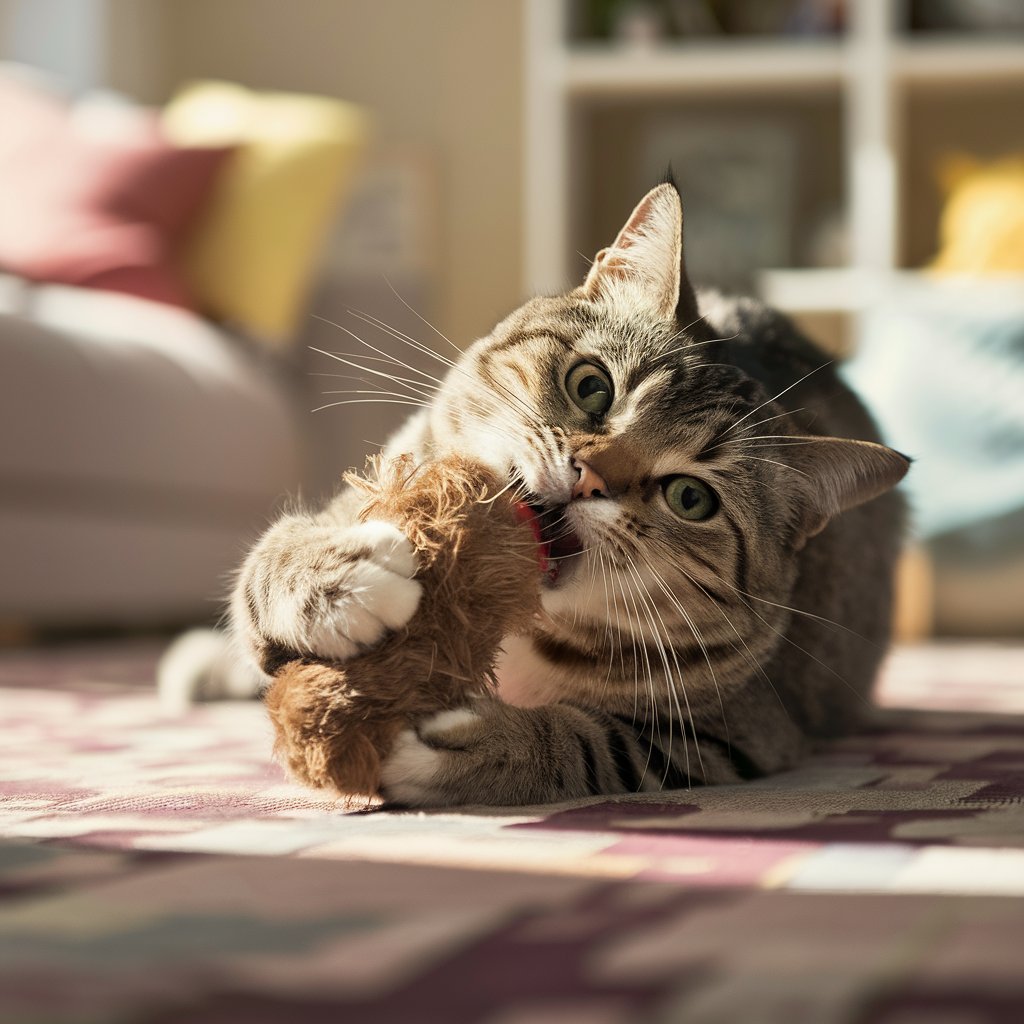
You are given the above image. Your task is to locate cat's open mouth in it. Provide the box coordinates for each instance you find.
[519,502,585,587]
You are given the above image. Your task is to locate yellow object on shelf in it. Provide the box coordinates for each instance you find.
[931,154,1024,275]
[163,81,369,345]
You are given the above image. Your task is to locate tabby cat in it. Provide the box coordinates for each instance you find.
[203,183,909,806]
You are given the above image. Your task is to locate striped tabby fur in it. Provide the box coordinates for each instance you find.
[229,183,909,807]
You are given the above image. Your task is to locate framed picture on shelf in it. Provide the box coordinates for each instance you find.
[641,115,797,289]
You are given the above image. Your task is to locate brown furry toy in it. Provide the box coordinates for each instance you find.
[263,453,546,801]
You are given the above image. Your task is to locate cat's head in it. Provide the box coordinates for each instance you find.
[431,183,908,648]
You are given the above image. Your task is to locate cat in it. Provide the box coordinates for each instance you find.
[161,182,909,807]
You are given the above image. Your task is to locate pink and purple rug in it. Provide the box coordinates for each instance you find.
[1,640,1023,1022]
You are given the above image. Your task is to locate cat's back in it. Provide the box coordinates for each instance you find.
[699,290,906,743]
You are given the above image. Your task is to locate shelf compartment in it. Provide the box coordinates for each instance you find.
[892,40,1024,84]
[563,42,846,96]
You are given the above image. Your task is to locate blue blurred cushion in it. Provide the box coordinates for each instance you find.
[841,278,1024,539]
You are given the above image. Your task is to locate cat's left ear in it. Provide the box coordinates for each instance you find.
[577,183,699,323]
[782,437,910,543]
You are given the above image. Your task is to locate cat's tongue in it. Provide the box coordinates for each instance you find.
[513,502,554,581]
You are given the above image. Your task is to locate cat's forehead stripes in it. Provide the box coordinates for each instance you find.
[607,365,675,428]
[483,328,575,358]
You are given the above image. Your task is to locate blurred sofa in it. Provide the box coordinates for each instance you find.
[0,70,370,629]
[0,275,303,626]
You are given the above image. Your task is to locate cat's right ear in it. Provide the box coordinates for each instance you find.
[782,436,911,544]
[576,183,700,325]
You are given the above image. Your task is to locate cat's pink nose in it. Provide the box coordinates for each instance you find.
[572,458,609,500]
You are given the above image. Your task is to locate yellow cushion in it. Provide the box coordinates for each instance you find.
[931,154,1024,275]
[163,81,369,344]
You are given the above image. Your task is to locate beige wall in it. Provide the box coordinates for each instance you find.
[152,0,525,349]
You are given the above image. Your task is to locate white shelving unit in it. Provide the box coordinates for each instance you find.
[522,0,1024,320]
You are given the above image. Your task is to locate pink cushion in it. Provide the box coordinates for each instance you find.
[0,77,232,310]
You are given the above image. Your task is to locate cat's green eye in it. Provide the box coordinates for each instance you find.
[664,476,719,521]
[565,362,613,416]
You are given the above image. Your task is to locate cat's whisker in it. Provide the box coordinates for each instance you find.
[313,344,518,433]
[314,354,443,388]
[640,556,731,755]
[311,371,432,402]
[657,314,707,350]
[648,543,791,721]
[320,388,435,402]
[470,365,549,430]
[383,274,465,359]
[583,541,604,620]
[346,308,459,369]
[309,370,403,382]
[665,546,872,707]
[473,476,524,506]
[717,440,821,450]
[602,569,651,774]
[548,546,597,561]
[308,346,441,402]
[316,358,438,401]
[722,361,833,437]
[310,397,427,413]
[638,570,709,785]
[613,564,659,786]
[733,455,811,477]
[605,554,630,692]
[662,315,727,347]
[655,329,742,362]
[693,590,789,720]
[649,531,872,643]
[312,320,450,391]
[735,583,874,645]
[374,281,549,429]
[620,549,701,785]
[705,432,824,452]
[596,552,618,692]
[612,571,643,733]
[319,365,439,407]
[344,307,535,426]
[727,407,808,437]
[311,356,441,397]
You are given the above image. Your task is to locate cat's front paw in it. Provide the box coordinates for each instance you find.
[236,517,422,668]
[302,520,422,662]
[380,708,489,807]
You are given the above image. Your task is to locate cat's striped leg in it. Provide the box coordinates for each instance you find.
[379,699,744,807]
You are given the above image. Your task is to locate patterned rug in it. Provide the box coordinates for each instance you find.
[2,640,1023,1022]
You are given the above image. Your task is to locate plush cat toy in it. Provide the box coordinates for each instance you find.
[263,454,544,800]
